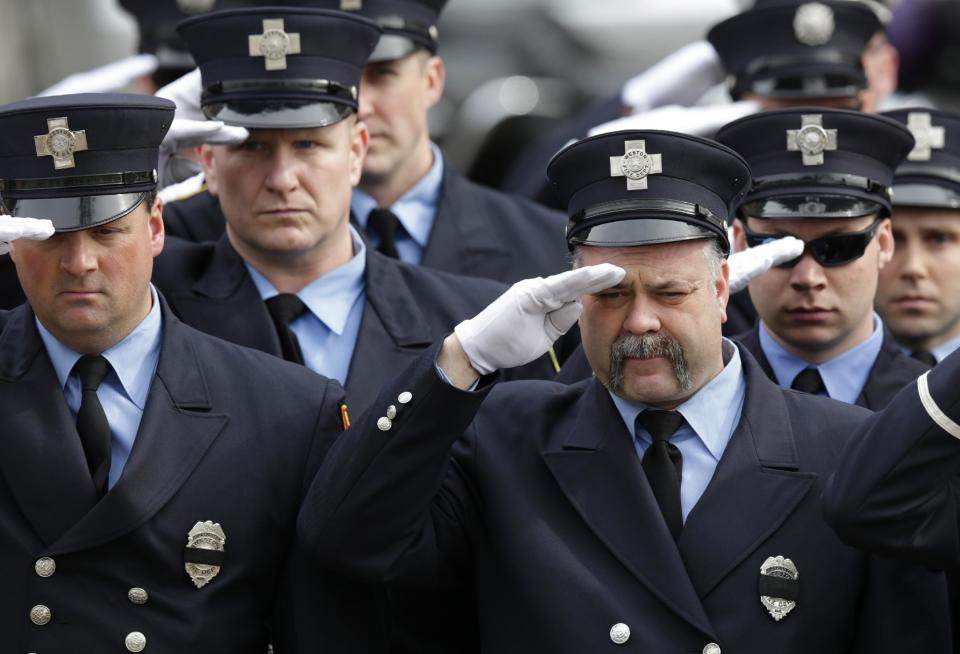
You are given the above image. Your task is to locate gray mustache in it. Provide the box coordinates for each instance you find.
[607,332,692,393]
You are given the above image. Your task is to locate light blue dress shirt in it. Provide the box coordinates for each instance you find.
[758,313,884,404]
[352,142,444,264]
[38,285,163,490]
[609,339,746,523]
[246,226,366,385]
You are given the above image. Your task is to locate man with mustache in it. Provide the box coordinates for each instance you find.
[874,109,960,365]
[718,107,930,409]
[299,128,950,652]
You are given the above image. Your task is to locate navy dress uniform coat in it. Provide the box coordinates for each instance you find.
[300,342,951,653]
[0,254,26,310]
[162,159,570,285]
[823,347,960,569]
[152,235,555,418]
[0,299,386,652]
[735,324,931,410]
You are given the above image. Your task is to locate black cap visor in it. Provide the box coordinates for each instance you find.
[740,193,883,219]
[893,183,960,210]
[3,192,148,233]
[368,34,420,63]
[204,99,353,129]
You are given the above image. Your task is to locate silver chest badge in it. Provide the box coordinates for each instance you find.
[759,555,799,621]
[184,521,226,589]
[787,114,837,166]
[610,140,662,191]
[249,18,302,71]
[34,117,88,170]
[794,3,835,46]
[906,112,946,162]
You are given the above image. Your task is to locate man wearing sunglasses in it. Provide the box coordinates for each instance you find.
[875,109,960,365]
[717,107,929,409]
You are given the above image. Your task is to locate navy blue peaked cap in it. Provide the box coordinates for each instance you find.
[715,107,914,219]
[314,0,448,62]
[0,93,174,232]
[178,6,382,128]
[882,109,960,210]
[708,1,881,100]
[547,131,752,255]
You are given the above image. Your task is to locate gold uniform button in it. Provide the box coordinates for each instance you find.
[128,588,149,605]
[125,631,147,652]
[34,557,56,578]
[30,604,52,626]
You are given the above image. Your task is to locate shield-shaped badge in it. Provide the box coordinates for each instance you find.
[759,555,799,621]
[184,521,226,589]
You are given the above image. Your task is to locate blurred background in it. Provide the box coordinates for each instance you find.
[1,0,957,189]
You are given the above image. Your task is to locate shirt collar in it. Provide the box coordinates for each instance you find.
[758,314,885,404]
[246,225,367,336]
[37,284,163,410]
[895,332,960,364]
[608,339,745,462]
[932,333,960,363]
[351,142,444,248]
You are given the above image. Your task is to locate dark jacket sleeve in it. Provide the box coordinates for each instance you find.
[823,348,960,569]
[298,342,493,588]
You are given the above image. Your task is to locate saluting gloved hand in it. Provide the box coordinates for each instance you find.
[727,236,804,294]
[37,54,158,96]
[155,69,249,187]
[0,217,55,256]
[454,264,626,375]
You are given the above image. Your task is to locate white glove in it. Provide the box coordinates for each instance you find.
[37,54,158,96]
[454,264,626,374]
[155,69,248,187]
[163,117,249,151]
[0,217,55,255]
[589,101,760,138]
[728,236,804,294]
[620,41,725,114]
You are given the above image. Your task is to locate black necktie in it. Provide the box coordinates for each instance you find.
[910,349,937,366]
[637,410,685,540]
[265,293,308,365]
[790,367,826,395]
[73,355,112,497]
[367,207,402,259]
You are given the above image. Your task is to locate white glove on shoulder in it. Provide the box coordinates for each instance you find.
[728,236,804,294]
[0,217,55,255]
[454,264,626,374]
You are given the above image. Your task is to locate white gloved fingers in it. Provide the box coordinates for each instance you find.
[0,217,55,256]
[38,54,158,96]
[546,302,583,341]
[537,264,626,305]
[728,236,804,293]
[164,118,249,149]
[155,69,204,120]
[0,217,55,241]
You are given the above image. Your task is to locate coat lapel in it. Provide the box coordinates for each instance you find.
[542,380,716,638]
[856,328,930,410]
[168,236,281,356]
[733,325,777,381]
[49,304,229,555]
[344,252,434,416]
[0,306,100,546]
[677,345,816,599]
[420,163,511,277]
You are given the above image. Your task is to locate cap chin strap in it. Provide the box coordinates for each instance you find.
[918,371,960,440]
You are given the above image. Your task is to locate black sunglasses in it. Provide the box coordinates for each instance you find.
[742,219,883,268]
